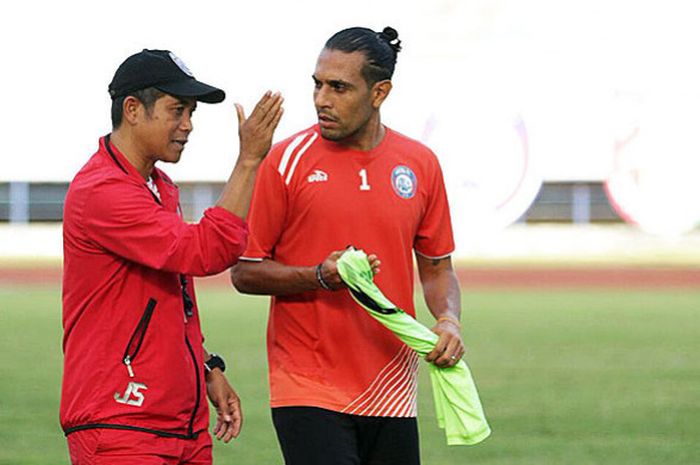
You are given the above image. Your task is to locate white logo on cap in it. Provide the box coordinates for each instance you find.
[169,52,194,77]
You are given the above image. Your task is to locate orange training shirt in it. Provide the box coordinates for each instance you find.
[242,125,454,417]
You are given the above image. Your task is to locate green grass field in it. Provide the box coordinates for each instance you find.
[1,284,699,464]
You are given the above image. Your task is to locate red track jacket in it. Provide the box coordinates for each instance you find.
[60,135,248,439]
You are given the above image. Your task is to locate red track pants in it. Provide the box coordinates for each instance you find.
[67,429,212,464]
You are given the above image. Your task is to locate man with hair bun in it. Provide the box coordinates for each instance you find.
[232,27,464,465]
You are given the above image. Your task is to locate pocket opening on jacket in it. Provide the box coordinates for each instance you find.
[121,298,157,377]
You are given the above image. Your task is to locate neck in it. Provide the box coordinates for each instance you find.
[110,129,155,180]
[340,113,385,151]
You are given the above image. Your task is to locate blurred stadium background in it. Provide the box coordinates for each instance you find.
[2,0,699,464]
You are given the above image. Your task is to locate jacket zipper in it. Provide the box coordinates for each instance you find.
[181,276,200,438]
[121,298,157,378]
[185,335,201,437]
[180,275,193,318]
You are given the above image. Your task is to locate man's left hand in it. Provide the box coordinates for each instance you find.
[425,319,465,368]
[206,369,243,442]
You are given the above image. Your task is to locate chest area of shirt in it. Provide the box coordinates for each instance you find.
[288,158,425,224]
[148,177,180,213]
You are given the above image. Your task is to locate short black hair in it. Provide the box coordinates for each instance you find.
[110,87,166,129]
[324,26,402,85]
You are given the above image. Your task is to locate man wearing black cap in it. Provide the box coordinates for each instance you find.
[60,49,283,464]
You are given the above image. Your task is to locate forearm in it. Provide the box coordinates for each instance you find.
[215,158,261,220]
[417,254,465,366]
[230,259,321,295]
[422,270,461,322]
[416,255,462,324]
[202,348,216,381]
[215,91,284,219]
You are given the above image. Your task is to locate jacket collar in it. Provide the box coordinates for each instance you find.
[100,134,177,207]
[101,133,148,182]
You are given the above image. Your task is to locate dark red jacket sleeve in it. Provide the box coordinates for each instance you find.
[81,177,248,276]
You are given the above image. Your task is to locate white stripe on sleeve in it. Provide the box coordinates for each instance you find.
[285,132,319,185]
[278,133,310,176]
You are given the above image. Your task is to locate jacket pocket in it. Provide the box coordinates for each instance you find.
[121,298,157,378]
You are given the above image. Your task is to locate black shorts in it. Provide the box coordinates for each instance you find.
[271,406,420,465]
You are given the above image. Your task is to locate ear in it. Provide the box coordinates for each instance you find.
[371,80,392,110]
[122,96,144,126]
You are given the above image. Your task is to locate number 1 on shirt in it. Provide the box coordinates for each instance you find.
[359,168,371,191]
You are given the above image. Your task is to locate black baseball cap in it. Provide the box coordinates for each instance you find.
[108,49,225,103]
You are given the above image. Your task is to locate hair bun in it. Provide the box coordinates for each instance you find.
[379,26,402,53]
[381,27,398,41]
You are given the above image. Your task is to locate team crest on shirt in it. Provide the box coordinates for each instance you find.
[391,165,417,199]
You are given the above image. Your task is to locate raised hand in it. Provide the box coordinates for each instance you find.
[235,91,284,164]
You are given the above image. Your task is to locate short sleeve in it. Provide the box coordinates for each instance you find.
[414,153,455,258]
[241,156,288,261]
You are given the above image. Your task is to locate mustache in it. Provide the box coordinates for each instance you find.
[317,113,338,122]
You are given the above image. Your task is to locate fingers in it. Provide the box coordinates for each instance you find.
[426,329,464,368]
[329,250,345,261]
[436,337,463,367]
[251,90,272,117]
[220,418,235,443]
[213,417,225,439]
[214,403,233,441]
[319,250,348,290]
[219,397,241,442]
[237,91,284,162]
[425,339,444,363]
[235,103,245,132]
[367,254,381,275]
[250,91,284,129]
[318,249,382,290]
[269,105,284,133]
[260,93,284,128]
[214,396,242,443]
[229,397,243,439]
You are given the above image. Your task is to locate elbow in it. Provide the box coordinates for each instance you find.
[230,263,254,294]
